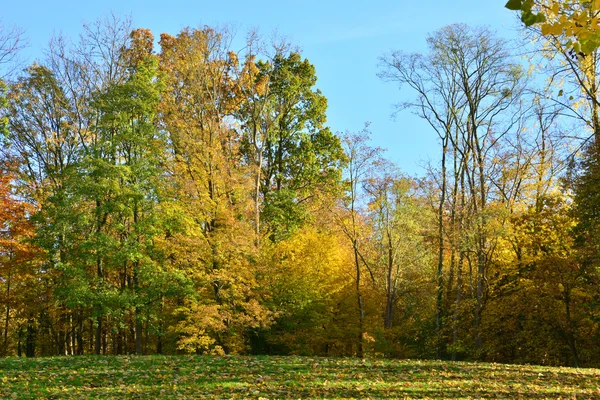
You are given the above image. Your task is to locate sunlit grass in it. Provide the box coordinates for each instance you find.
[1,355,598,399]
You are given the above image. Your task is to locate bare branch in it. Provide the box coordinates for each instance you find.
[0,21,28,80]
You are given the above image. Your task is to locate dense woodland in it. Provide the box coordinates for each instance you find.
[1,4,600,368]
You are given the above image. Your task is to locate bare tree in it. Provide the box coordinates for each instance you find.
[336,126,383,357]
[0,21,27,80]
[379,26,466,358]
[380,24,526,358]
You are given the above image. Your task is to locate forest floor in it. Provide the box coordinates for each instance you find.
[0,355,598,399]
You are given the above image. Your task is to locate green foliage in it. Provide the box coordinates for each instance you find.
[238,52,346,241]
[261,189,307,241]
[505,0,546,26]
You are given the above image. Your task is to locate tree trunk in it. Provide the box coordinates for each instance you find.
[354,242,364,358]
[133,260,142,355]
[76,312,83,355]
[25,317,35,358]
[2,268,11,356]
[563,287,580,368]
[17,325,22,357]
[95,319,102,355]
[135,309,142,356]
[436,137,448,359]
[451,252,464,361]
[474,131,487,356]
[95,199,104,356]
[254,145,263,246]
[384,237,394,329]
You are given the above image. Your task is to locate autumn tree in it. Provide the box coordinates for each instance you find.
[0,162,39,356]
[379,36,464,357]
[4,63,83,356]
[73,28,185,355]
[506,0,600,55]
[381,24,527,358]
[159,27,272,355]
[334,127,385,357]
[514,2,600,346]
[0,16,138,356]
[364,172,433,331]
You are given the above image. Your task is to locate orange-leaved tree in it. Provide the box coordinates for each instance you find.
[0,161,39,356]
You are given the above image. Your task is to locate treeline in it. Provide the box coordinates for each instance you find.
[0,17,599,367]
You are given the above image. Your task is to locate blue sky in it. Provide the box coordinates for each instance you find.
[3,0,520,175]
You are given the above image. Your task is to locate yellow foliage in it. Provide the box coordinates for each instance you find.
[260,226,356,354]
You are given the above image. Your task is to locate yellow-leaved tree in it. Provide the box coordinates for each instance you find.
[159,27,272,355]
[507,0,600,54]
[257,226,355,355]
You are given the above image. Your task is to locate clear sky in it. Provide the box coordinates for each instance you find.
[3,0,520,176]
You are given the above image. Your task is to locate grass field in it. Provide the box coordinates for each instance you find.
[0,355,598,399]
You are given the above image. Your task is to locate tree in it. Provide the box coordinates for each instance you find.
[1,18,192,357]
[365,172,433,332]
[0,21,26,80]
[379,35,463,357]
[486,191,597,367]
[381,24,526,358]
[0,162,38,356]
[238,51,345,242]
[336,127,384,357]
[159,27,272,355]
[506,0,600,55]
[3,62,82,356]
[79,28,173,355]
[516,1,600,333]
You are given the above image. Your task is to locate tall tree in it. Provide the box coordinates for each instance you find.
[238,52,345,242]
[520,1,600,331]
[0,162,38,356]
[364,172,433,331]
[381,24,525,357]
[81,28,169,355]
[159,27,271,354]
[337,127,383,357]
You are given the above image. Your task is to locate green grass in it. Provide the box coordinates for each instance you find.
[0,355,599,399]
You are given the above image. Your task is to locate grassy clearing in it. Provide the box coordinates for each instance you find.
[0,355,598,399]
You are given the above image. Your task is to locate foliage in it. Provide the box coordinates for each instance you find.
[158,27,273,355]
[237,51,346,242]
[1,15,600,368]
[506,0,600,54]
[256,226,354,355]
[0,162,40,357]
[0,79,7,136]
